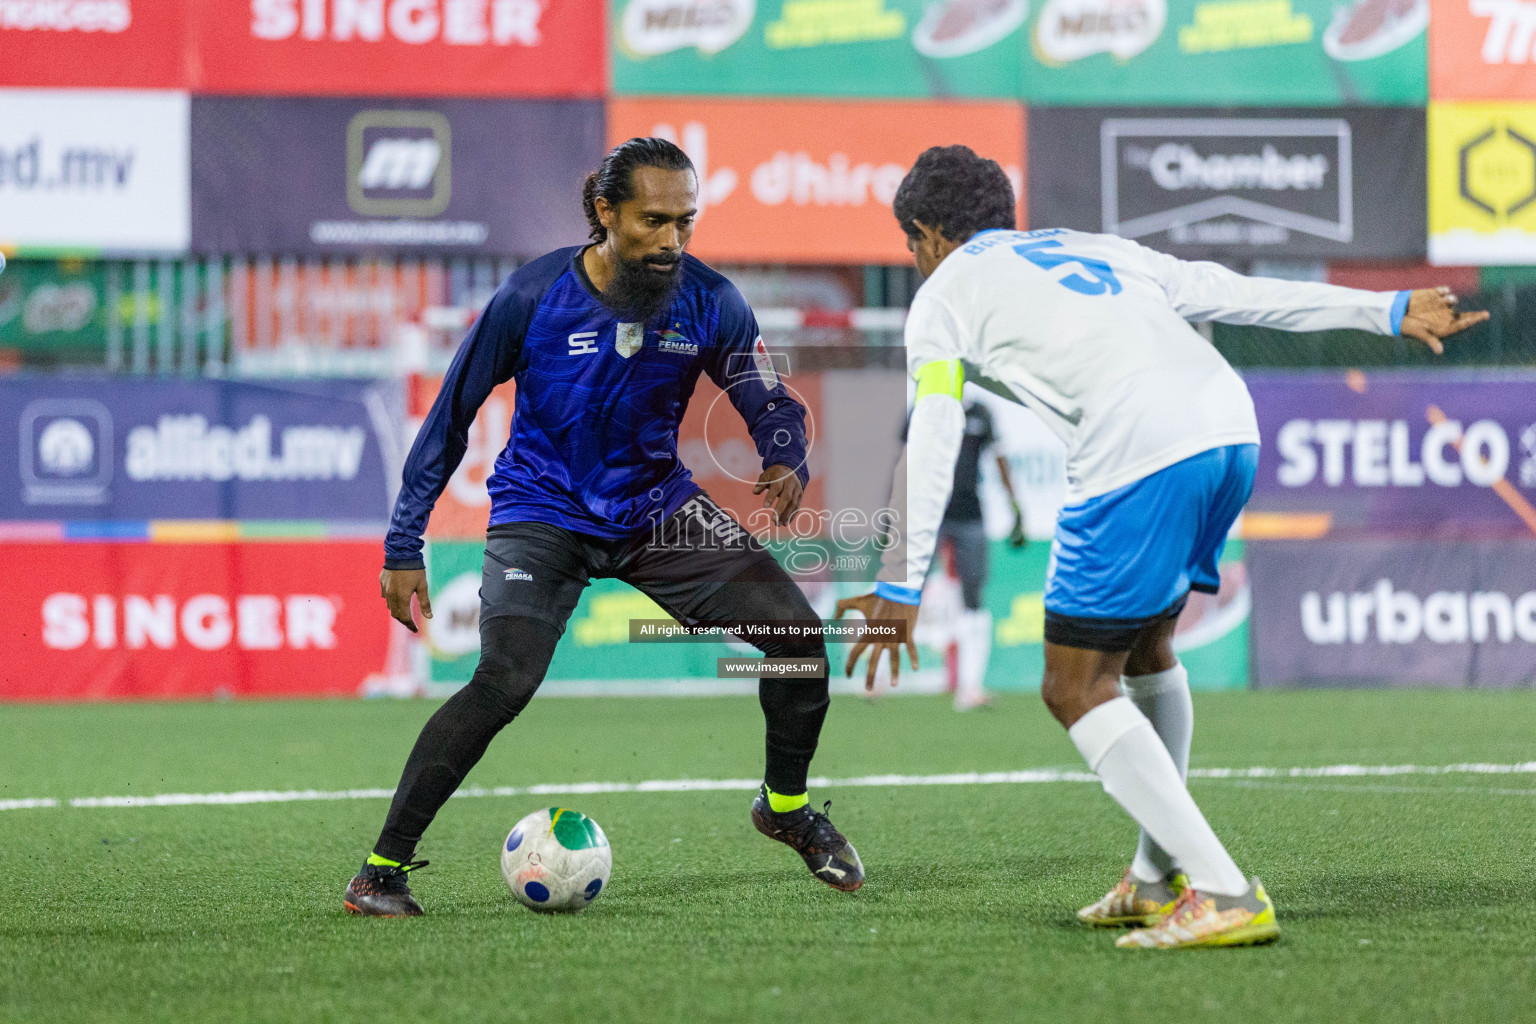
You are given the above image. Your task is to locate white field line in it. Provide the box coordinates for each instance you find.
[5,761,1536,812]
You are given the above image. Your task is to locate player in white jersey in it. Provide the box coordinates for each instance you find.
[838,146,1487,950]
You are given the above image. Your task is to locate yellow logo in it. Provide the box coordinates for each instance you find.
[1429,102,1536,264]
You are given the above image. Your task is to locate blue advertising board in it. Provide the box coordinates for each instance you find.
[0,377,403,523]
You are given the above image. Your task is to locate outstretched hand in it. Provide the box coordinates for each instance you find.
[753,464,804,526]
[381,567,432,633]
[1400,286,1489,355]
[833,592,921,692]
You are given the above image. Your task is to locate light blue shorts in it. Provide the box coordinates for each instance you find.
[1043,443,1257,652]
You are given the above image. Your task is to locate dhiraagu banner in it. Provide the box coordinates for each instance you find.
[610,0,1028,98]
[1022,0,1427,104]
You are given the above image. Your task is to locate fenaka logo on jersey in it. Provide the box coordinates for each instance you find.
[657,328,697,355]
[620,0,754,56]
[1034,0,1165,63]
[1103,118,1351,247]
[346,110,451,217]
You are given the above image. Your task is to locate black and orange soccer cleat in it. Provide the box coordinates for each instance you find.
[344,859,429,917]
[751,786,865,892]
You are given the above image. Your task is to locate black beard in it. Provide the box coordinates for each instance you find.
[601,252,682,322]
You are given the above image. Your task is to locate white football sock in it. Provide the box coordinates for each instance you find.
[1123,663,1192,883]
[955,609,992,707]
[1069,696,1247,896]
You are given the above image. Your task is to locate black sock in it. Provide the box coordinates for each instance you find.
[372,614,561,863]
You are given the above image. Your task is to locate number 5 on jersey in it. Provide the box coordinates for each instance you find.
[1013,240,1122,297]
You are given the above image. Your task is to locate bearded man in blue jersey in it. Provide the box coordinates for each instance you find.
[343,138,864,916]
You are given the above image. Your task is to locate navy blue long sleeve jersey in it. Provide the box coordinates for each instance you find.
[384,246,809,569]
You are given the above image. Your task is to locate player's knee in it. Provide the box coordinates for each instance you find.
[470,615,559,721]
[1039,668,1075,724]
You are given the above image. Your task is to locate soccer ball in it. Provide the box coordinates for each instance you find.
[501,807,611,913]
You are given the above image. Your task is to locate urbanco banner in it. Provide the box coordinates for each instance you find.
[608,98,1025,263]
[0,89,189,254]
[1250,538,1536,687]
[1028,106,1425,260]
[191,97,603,256]
[1244,371,1536,538]
[0,376,404,522]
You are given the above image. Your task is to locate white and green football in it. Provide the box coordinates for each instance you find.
[501,807,611,913]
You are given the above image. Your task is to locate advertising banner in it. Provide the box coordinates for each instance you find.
[0,89,189,254]
[1028,106,1425,260]
[193,0,603,97]
[0,0,185,88]
[191,97,603,256]
[607,99,1025,263]
[609,0,1028,98]
[1249,538,1536,686]
[1428,102,1536,264]
[1,539,393,700]
[1244,371,1536,538]
[1429,0,1536,100]
[0,376,403,522]
[1020,0,1426,105]
[0,259,114,357]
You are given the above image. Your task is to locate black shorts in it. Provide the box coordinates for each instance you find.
[478,490,781,634]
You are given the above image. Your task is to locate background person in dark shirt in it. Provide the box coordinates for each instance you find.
[904,397,1026,709]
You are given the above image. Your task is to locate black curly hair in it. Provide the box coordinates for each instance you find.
[582,137,696,243]
[892,145,1015,244]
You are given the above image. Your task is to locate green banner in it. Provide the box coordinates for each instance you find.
[426,538,1248,691]
[0,259,112,357]
[1022,0,1426,105]
[609,0,1424,104]
[611,0,1027,98]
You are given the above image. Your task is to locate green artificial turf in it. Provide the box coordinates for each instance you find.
[6,690,1536,1024]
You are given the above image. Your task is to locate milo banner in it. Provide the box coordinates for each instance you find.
[1250,539,1536,687]
[1020,0,1426,105]
[1244,371,1536,538]
[610,0,1028,97]
[1028,106,1426,259]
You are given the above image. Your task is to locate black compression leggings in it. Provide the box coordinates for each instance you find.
[373,569,830,863]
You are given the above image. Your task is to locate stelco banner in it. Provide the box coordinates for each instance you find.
[0,89,189,254]
[1244,371,1536,538]
[1,539,394,700]
[1428,102,1536,264]
[0,377,402,522]
[1020,0,1426,104]
[1028,106,1425,260]
[607,99,1025,263]
[610,0,1028,97]
[1430,0,1536,100]
[191,97,603,256]
[1249,539,1536,687]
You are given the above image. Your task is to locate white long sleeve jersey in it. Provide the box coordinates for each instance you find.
[880,227,1405,592]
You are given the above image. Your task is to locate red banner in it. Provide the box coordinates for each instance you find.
[0,0,187,88]
[3,540,395,701]
[192,0,604,97]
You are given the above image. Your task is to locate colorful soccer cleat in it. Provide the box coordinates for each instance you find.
[1078,868,1187,928]
[344,859,429,917]
[751,786,865,892]
[1116,877,1280,949]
